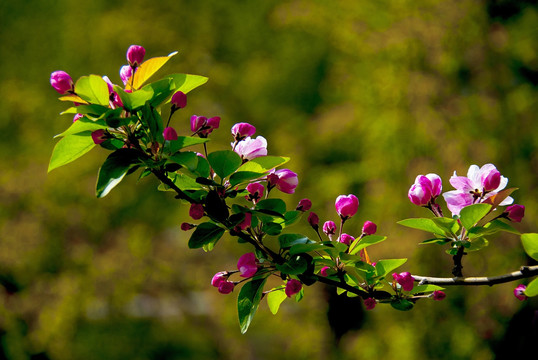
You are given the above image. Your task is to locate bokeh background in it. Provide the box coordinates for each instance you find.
[1,0,537,359]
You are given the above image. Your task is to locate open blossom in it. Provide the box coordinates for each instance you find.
[323,221,336,236]
[120,65,132,85]
[408,174,442,206]
[514,284,527,301]
[91,129,107,145]
[273,169,298,194]
[335,194,359,220]
[442,164,513,216]
[231,122,256,141]
[505,204,525,223]
[234,212,252,232]
[338,233,355,246]
[364,298,376,310]
[50,71,74,94]
[234,136,268,160]
[285,279,302,297]
[237,253,258,278]
[393,272,414,291]
[126,45,145,67]
[191,115,220,137]
[73,114,83,122]
[246,182,264,203]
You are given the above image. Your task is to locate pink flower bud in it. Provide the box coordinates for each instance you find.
[231,122,256,141]
[274,169,298,194]
[91,129,107,145]
[171,91,187,109]
[514,284,527,301]
[237,253,258,278]
[392,272,414,291]
[180,223,195,231]
[323,221,336,236]
[425,173,442,198]
[362,221,377,235]
[481,167,501,191]
[320,266,330,277]
[73,114,83,122]
[126,45,145,67]
[338,233,355,246]
[120,65,132,85]
[163,127,178,141]
[189,203,204,220]
[246,182,264,203]
[432,290,446,301]
[211,271,227,287]
[364,298,376,310]
[234,136,268,161]
[266,173,279,189]
[408,183,431,206]
[296,198,312,211]
[218,281,235,294]
[191,115,220,137]
[308,212,319,229]
[335,194,359,220]
[235,212,252,231]
[50,71,74,94]
[285,279,302,297]
[505,204,525,223]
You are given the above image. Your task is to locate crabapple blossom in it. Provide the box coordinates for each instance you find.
[408,174,441,206]
[73,114,83,122]
[323,221,336,236]
[234,212,252,232]
[285,279,302,297]
[211,272,227,287]
[245,182,264,203]
[171,91,187,110]
[231,122,256,141]
[364,298,376,310]
[296,198,312,212]
[50,71,74,94]
[362,221,377,235]
[191,115,220,137]
[218,281,235,294]
[180,223,195,231]
[189,203,204,220]
[514,284,527,301]
[393,272,414,291]
[233,136,267,161]
[443,164,513,216]
[432,290,446,301]
[120,65,132,85]
[91,129,106,145]
[335,194,359,220]
[126,45,145,67]
[320,266,330,277]
[505,204,525,223]
[273,169,298,194]
[237,253,258,278]
[163,127,178,141]
[338,233,355,246]
[308,212,319,229]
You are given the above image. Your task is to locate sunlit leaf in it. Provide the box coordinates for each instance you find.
[208,150,242,179]
[188,222,225,249]
[238,277,268,334]
[524,277,538,297]
[48,132,95,172]
[267,288,287,315]
[75,75,110,105]
[521,233,538,261]
[129,52,178,90]
[459,203,492,229]
[96,149,141,198]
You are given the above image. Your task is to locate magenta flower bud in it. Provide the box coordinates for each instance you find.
[203,116,220,135]
[237,253,258,278]
[246,182,264,203]
[408,182,431,206]
[481,168,501,191]
[296,198,312,212]
[73,113,83,122]
[364,298,376,310]
[218,281,235,294]
[514,284,527,301]
[505,204,525,223]
[432,290,446,301]
[308,212,319,229]
[126,45,145,67]
[362,221,377,235]
[50,71,74,94]
[338,233,355,246]
[234,136,268,161]
[235,212,252,232]
[425,173,443,198]
[189,203,204,220]
[180,223,195,231]
[320,266,330,277]
[191,115,207,133]
[231,122,256,141]
[163,127,178,141]
[335,194,359,220]
[171,91,187,109]
[393,272,414,291]
[285,279,302,298]
[323,221,336,236]
[91,129,107,145]
[274,169,298,194]
[211,271,227,287]
[266,173,279,189]
[120,65,132,85]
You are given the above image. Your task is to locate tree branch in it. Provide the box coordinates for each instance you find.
[412,265,538,286]
[151,168,195,203]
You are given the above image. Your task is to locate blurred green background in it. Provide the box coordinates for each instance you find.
[1,0,537,359]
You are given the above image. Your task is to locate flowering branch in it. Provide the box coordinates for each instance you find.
[412,265,538,286]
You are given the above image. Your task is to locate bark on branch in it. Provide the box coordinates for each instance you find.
[412,265,538,286]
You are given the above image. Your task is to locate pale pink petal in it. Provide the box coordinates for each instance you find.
[449,176,473,191]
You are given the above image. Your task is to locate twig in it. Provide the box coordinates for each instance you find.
[412,265,538,286]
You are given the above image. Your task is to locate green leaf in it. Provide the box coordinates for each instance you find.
[375,259,407,278]
[278,234,313,249]
[521,233,538,261]
[431,217,460,235]
[236,156,290,173]
[289,243,329,256]
[391,298,414,311]
[138,104,165,143]
[256,199,286,215]
[267,288,287,315]
[467,237,489,252]
[238,277,268,334]
[169,136,209,153]
[96,149,140,198]
[188,222,225,249]
[467,219,520,239]
[262,222,282,236]
[275,211,303,228]
[48,132,96,172]
[419,238,450,245]
[524,277,538,297]
[168,152,199,172]
[208,150,242,179]
[60,104,110,117]
[349,235,387,255]
[129,52,178,90]
[229,171,266,187]
[411,284,445,294]
[54,117,107,138]
[75,75,110,105]
[397,218,448,237]
[459,203,492,229]
[276,255,308,275]
[167,73,209,95]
